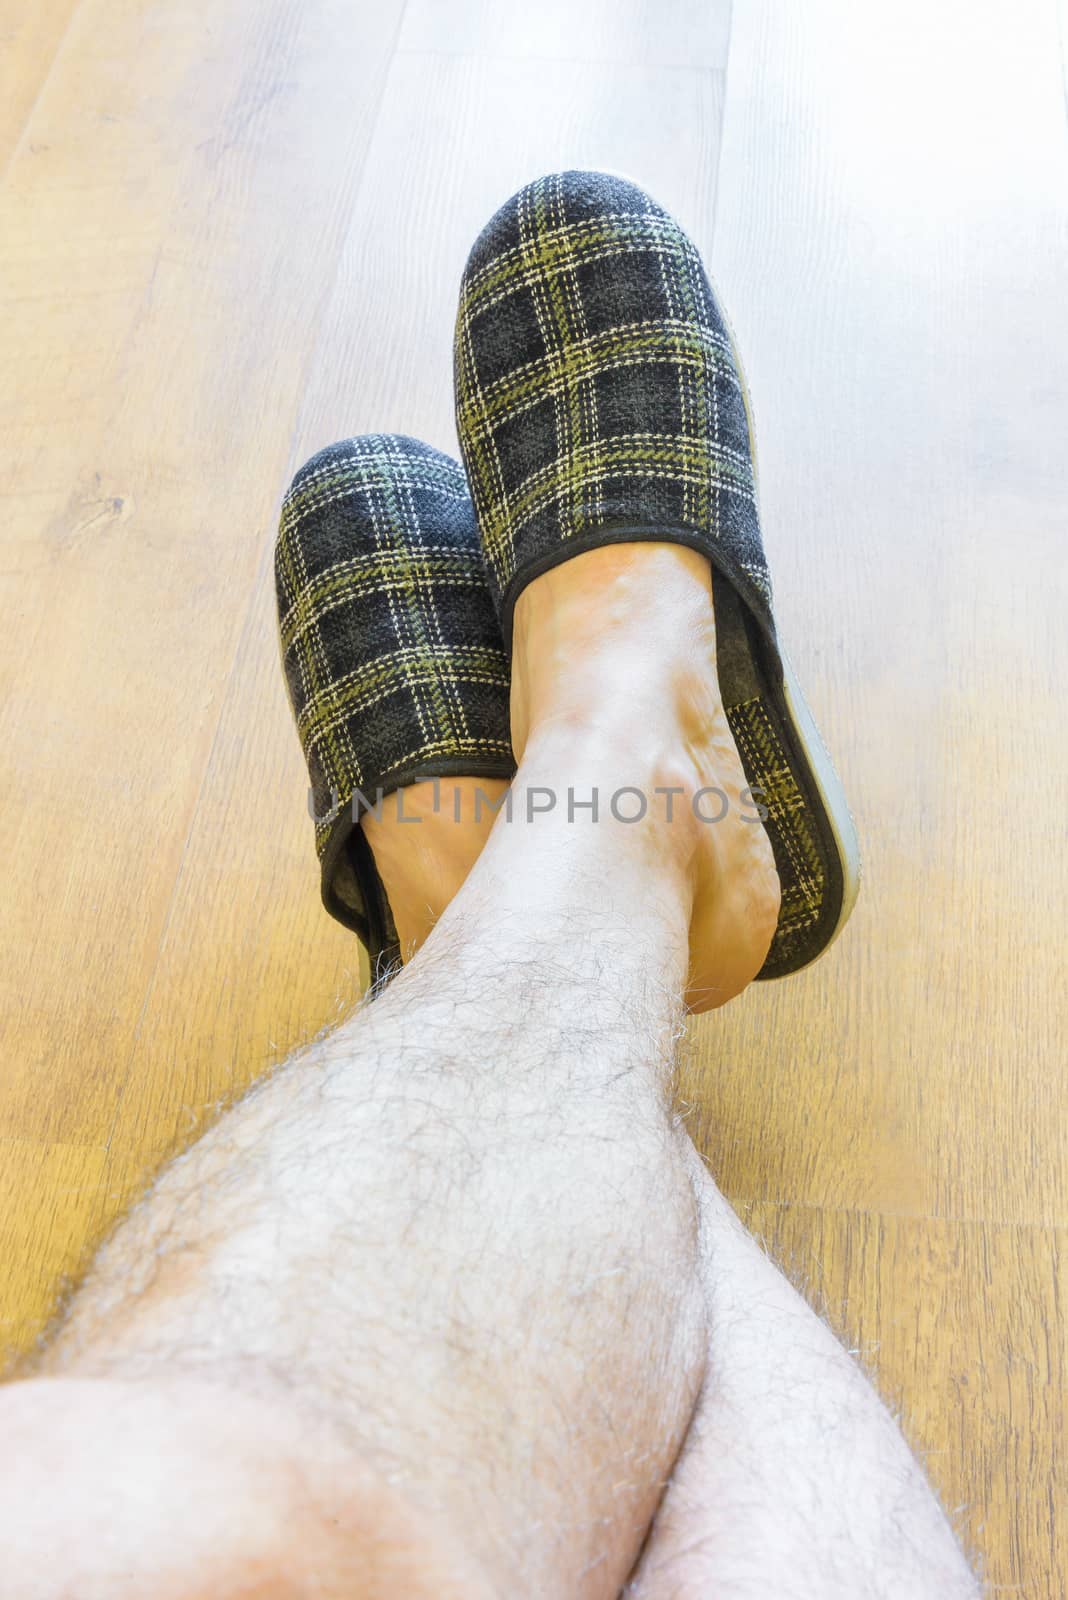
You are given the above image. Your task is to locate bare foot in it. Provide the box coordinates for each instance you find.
[510,544,780,1010]
[362,777,510,955]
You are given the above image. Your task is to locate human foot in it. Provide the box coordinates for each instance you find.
[456,170,860,982]
[362,777,510,955]
[511,543,780,1009]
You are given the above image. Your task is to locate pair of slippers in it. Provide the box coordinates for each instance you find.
[275,170,860,984]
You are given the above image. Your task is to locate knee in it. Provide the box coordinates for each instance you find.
[0,1374,490,1599]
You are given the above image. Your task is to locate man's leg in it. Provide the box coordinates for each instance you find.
[0,546,776,1598]
[0,543,977,1598]
[627,1156,982,1598]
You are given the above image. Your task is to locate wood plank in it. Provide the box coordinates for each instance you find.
[398,0,731,69]
[0,0,82,173]
[97,576,370,1175]
[0,0,403,1156]
[737,1202,1066,1600]
[682,0,1068,1228]
[296,48,725,460]
[0,1140,107,1366]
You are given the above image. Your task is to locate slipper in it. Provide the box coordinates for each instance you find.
[454,170,859,978]
[275,433,515,977]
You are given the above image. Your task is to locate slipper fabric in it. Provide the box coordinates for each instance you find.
[275,433,515,975]
[454,170,859,978]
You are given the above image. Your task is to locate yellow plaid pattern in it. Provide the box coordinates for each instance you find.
[276,434,514,960]
[455,172,846,977]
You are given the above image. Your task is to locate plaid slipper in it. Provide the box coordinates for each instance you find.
[454,170,859,978]
[275,433,515,975]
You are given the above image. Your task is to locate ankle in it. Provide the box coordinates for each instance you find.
[511,721,706,917]
[509,542,721,886]
[510,542,717,760]
[505,541,780,1010]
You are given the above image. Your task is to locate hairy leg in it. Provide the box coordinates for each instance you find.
[0,544,776,1599]
[626,1151,982,1599]
[3,850,700,1598]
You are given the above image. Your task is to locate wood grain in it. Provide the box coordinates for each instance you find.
[398,0,731,69]
[0,0,83,173]
[0,0,728,1350]
[0,0,403,1323]
[682,0,1068,1230]
[0,1140,106,1362]
[0,1,1061,1594]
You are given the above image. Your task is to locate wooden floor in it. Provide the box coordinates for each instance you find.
[1,0,1065,1591]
